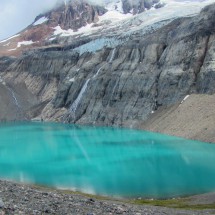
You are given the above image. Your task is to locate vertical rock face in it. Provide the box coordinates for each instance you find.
[0,57,16,72]
[0,3,215,130]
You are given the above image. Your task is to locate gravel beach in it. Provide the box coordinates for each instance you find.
[0,180,215,215]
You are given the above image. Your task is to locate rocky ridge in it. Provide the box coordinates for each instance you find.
[0,1,214,142]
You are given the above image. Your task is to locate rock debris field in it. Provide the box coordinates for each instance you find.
[0,180,215,215]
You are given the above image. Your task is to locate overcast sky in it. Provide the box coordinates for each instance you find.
[0,0,62,40]
[0,0,109,40]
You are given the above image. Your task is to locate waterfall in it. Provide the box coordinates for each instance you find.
[92,66,103,79]
[0,76,26,120]
[69,48,117,118]
[70,79,90,114]
[69,64,104,116]
[6,87,21,109]
[2,80,21,110]
[109,48,116,63]
[0,75,20,109]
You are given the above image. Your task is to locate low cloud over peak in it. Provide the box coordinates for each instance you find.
[0,0,63,40]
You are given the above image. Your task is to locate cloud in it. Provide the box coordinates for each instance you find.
[87,0,106,5]
[0,0,111,40]
[0,0,60,40]
[64,0,106,6]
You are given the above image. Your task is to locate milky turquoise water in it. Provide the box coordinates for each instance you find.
[0,122,215,199]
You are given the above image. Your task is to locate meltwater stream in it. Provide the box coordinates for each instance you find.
[1,122,215,199]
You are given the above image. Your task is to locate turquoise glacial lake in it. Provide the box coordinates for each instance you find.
[0,122,215,199]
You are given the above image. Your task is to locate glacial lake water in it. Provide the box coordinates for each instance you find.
[0,122,215,199]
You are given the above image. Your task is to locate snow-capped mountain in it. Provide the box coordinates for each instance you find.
[0,0,212,57]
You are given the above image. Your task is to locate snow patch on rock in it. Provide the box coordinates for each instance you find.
[181,95,190,104]
[0,34,20,44]
[8,48,17,52]
[49,37,56,41]
[17,40,35,48]
[69,78,75,82]
[7,40,35,52]
[53,24,99,37]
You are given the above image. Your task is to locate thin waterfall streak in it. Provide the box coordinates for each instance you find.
[109,48,116,63]
[93,65,104,79]
[69,64,105,116]
[6,86,21,109]
[70,79,90,114]
[4,84,28,120]
[0,76,26,119]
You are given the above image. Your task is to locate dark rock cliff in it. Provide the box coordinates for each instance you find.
[0,4,214,132]
[0,57,16,72]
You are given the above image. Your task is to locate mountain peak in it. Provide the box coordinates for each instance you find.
[34,0,107,31]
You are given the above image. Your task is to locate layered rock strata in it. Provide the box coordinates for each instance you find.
[0,4,214,142]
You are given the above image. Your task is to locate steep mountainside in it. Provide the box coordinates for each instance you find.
[0,0,162,57]
[0,0,214,142]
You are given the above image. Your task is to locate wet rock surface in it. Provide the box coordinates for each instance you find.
[0,180,214,215]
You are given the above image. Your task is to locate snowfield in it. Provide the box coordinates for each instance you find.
[17,40,35,48]
[99,0,214,39]
[53,24,99,37]
[7,40,35,52]
[52,0,214,40]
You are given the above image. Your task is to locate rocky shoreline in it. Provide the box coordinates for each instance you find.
[0,180,215,215]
